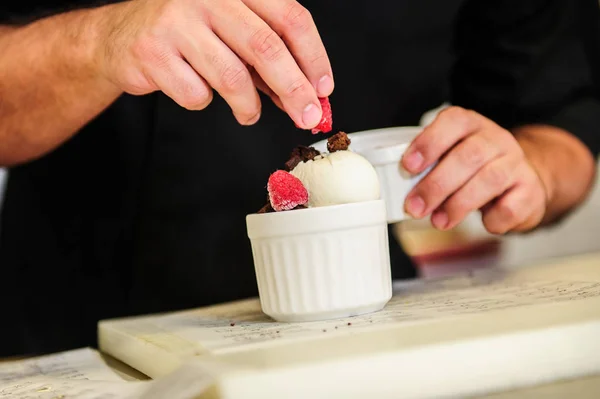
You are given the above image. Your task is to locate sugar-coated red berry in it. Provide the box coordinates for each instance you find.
[294,97,333,134]
[311,97,332,134]
[267,170,309,212]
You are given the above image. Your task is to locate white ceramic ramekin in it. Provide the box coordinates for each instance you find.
[246,199,392,322]
[312,127,433,224]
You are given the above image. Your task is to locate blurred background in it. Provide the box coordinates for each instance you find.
[1,104,599,276]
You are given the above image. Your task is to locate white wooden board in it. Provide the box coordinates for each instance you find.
[99,253,600,398]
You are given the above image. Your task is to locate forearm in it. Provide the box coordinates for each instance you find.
[514,125,597,227]
[0,7,121,166]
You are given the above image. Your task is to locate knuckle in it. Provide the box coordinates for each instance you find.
[283,77,311,98]
[441,106,473,129]
[282,2,313,32]
[122,69,155,94]
[220,65,251,93]
[308,51,328,65]
[446,195,471,218]
[484,164,510,189]
[239,109,262,125]
[422,177,446,201]
[458,137,486,166]
[131,36,166,65]
[250,28,286,62]
[409,141,428,160]
[131,44,177,85]
[482,212,507,235]
[497,200,518,223]
[179,87,213,110]
[236,100,262,125]
[485,221,508,235]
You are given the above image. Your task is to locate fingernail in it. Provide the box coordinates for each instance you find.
[317,75,334,96]
[302,103,322,128]
[404,150,424,171]
[406,195,425,217]
[432,210,448,229]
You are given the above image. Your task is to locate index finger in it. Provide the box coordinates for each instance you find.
[402,107,482,174]
[209,2,323,129]
[244,0,334,97]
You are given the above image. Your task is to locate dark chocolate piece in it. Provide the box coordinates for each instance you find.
[285,145,321,171]
[257,202,274,213]
[284,154,303,171]
[327,131,351,152]
[257,202,306,214]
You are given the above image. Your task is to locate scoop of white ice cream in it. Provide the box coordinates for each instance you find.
[290,150,380,207]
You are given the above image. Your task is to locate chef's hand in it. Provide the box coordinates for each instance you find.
[401,106,549,234]
[96,0,333,127]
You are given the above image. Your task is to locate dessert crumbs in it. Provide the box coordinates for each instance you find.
[285,154,303,171]
[257,201,306,213]
[327,131,351,152]
[286,145,321,171]
[257,202,274,213]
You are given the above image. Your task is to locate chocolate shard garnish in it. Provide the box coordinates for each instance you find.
[285,145,321,171]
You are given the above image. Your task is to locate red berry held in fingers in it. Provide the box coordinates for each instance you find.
[267,170,309,212]
[294,97,333,134]
[312,97,333,134]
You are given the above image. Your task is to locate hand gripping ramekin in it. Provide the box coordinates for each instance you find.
[312,127,433,224]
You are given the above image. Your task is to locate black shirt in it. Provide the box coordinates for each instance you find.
[1,0,599,356]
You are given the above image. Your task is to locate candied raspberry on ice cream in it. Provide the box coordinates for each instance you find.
[266,170,309,212]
